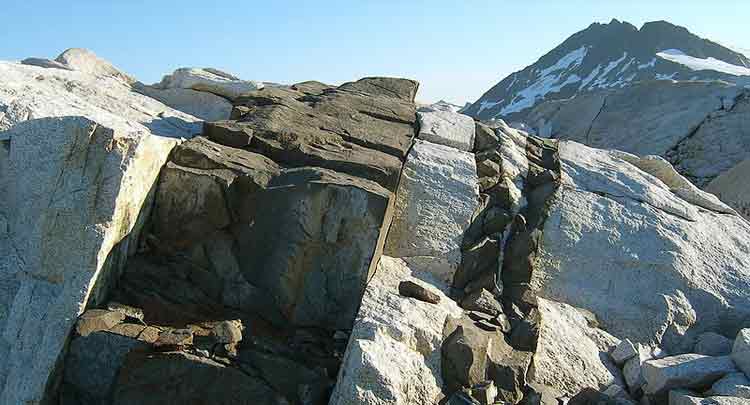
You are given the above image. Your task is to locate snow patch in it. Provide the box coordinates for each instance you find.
[590,52,628,88]
[539,46,588,77]
[498,73,581,116]
[478,99,503,114]
[638,58,657,69]
[656,72,678,80]
[656,49,750,76]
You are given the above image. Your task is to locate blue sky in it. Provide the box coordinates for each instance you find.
[2,1,748,103]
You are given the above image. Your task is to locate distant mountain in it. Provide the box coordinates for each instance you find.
[463,19,750,121]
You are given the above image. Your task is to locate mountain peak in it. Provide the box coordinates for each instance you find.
[464,19,750,121]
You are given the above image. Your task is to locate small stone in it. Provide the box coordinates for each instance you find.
[479,176,500,192]
[76,309,126,337]
[398,280,441,304]
[478,159,501,178]
[460,289,503,317]
[612,339,639,365]
[694,332,733,356]
[211,320,243,344]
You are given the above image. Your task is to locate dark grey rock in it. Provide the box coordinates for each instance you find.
[398,280,441,304]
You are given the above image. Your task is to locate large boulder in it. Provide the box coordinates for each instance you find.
[154,67,263,99]
[641,354,737,395]
[0,61,198,404]
[384,139,479,283]
[134,83,233,121]
[54,48,136,84]
[706,157,750,220]
[329,256,462,405]
[533,140,750,352]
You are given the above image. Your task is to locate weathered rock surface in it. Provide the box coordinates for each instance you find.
[55,48,136,84]
[385,139,479,282]
[642,354,737,394]
[707,372,750,398]
[329,256,462,405]
[527,81,750,187]
[693,332,734,357]
[534,140,750,352]
[134,83,233,121]
[706,157,750,220]
[153,67,263,99]
[529,298,625,397]
[732,328,750,377]
[669,390,748,405]
[417,107,476,151]
[0,60,198,404]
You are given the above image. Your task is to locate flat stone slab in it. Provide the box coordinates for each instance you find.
[417,107,476,152]
[642,354,737,394]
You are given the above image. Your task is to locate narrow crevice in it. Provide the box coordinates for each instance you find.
[584,95,607,145]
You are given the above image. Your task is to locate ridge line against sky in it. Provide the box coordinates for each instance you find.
[2,1,749,103]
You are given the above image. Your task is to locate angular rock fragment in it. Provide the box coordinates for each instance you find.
[642,354,737,395]
[398,280,441,304]
[76,310,126,337]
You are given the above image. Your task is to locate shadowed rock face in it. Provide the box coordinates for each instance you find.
[51,77,420,405]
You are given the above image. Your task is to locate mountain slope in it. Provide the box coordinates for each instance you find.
[464,19,750,121]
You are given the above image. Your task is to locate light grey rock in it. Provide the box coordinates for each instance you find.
[612,339,639,365]
[384,139,479,283]
[707,157,750,221]
[154,67,263,99]
[526,81,750,187]
[732,328,750,377]
[642,354,737,394]
[55,48,136,84]
[0,61,198,404]
[707,372,750,398]
[693,332,733,357]
[329,256,462,405]
[134,83,233,121]
[529,297,625,397]
[623,345,666,393]
[534,141,750,352]
[417,107,476,151]
[211,320,243,344]
[669,390,749,405]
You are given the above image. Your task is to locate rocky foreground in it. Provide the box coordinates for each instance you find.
[1,50,750,405]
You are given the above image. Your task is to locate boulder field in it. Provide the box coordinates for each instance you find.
[1,50,750,404]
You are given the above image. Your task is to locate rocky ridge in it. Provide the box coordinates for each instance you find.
[463,19,750,122]
[2,49,750,405]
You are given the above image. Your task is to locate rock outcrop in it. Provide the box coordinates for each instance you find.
[4,48,750,405]
[0,60,199,403]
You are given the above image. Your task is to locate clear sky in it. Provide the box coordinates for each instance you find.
[2,1,748,104]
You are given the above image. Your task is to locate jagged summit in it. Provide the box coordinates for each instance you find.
[464,19,750,121]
